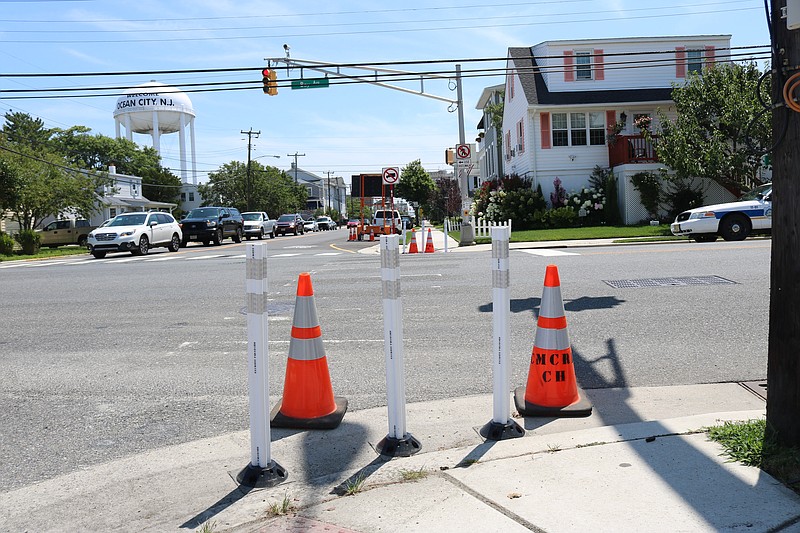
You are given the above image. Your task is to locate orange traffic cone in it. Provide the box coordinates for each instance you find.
[407,232,419,254]
[514,265,592,417]
[348,227,355,241]
[424,228,435,253]
[271,273,348,429]
[370,228,375,241]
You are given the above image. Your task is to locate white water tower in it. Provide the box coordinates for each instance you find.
[113,81,197,184]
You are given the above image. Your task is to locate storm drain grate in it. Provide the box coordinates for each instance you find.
[603,275,736,289]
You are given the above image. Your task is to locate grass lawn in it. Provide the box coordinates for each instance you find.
[444,224,681,244]
[0,246,88,262]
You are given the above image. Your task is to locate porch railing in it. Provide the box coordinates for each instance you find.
[608,134,659,167]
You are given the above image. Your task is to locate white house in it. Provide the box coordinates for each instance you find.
[501,35,736,223]
[475,84,505,187]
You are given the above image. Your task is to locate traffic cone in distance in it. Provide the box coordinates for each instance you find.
[348,227,354,241]
[370,228,375,241]
[407,232,419,254]
[271,272,347,429]
[514,264,592,417]
[424,228,435,253]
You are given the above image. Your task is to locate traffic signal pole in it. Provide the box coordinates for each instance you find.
[456,65,475,246]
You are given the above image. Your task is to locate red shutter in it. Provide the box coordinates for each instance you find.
[705,45,716,65]
[675,47,686,78]
[606,110,617,134]
[594,49,605,81]
[564,51,574,82]
[540,113,551,149]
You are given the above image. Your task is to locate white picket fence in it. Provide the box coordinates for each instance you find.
[446,216,512,238]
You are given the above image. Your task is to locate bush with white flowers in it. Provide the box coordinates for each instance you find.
[567,187,606,225]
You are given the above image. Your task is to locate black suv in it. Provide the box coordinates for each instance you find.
[180,207,244,246]
[275,213,305,236]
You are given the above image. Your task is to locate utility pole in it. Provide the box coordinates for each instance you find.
[288,152,306,183]
[456,64,475,246]
[767,0,800,448]
[325,171,336,212]
[241,129,260,211]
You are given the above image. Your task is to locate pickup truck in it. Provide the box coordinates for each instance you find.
[241,211,276,239]
[37,219,97,248]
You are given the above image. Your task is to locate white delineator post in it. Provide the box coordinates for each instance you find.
[235,243,287,487]
[444,218,449,254]
[377,234,421,457]
[480,227,524,441]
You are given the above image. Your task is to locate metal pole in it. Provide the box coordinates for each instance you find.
[456,65,475,246]
[480,227,524,441]
[377,234,420,457]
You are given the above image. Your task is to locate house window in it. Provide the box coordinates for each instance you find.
[180,192,186,202]
[516,119,525,154]
[687,50,703,74]
[110,208,117,217]
[188,192,195,201]
[551,112,606,147]
[576,52,592,80]
[589,112,606,145]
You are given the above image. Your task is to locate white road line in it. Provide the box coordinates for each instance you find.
[107,257,146,263]
[145,256,180,262]
[518,249,580,257]
[186,254,225,260]
[315,252,341,256]
[0,262,28,269]
[271,253,301,258]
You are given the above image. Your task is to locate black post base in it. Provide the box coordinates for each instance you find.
[377,433,422,457]
[479,419,525,441]
[234,460,288,488]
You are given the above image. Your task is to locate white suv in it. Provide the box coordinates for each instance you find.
[87,211,183,259]
[372,209,402,233]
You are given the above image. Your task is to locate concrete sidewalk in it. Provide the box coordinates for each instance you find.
[2,383,798,532]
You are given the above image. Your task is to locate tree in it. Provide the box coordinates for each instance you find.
[654,63,771,194]
[199,161,306,214]
[2,111,52,149]
[49,127,162,175]
[140,166,182,205]
[396,160,435,216]
[0,141,107,230]
[429,177,461,222]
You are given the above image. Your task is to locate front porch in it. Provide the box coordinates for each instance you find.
[608,134,659,167]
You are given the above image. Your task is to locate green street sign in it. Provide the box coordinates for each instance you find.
[291,78,330,90]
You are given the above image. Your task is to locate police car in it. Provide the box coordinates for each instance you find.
[670,182,772,242]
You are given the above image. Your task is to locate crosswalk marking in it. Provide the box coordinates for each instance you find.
[270,253,301,257]
[186,254,225,260]
[315,252,341,256]
[518,249,580,257]
[145,256,180,262]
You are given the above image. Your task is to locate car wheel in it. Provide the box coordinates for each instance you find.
[132,235,149,256]
[719,214,750,241]
[92,251,106,259]
[202,240,210,246]
[213,228,223,245]
[257,228,264,240]
[168,233,181,252]
[234,227,243,243]
[691,234,718,243]
[77,235,88,247]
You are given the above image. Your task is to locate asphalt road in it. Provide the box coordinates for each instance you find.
[0,231,770,492]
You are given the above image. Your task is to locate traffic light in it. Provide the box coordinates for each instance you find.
[262,68,278,96]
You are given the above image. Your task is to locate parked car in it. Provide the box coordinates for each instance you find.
[303,216,319,233]
[315,216,336,231]
[37,219,96,248]
[275,214,305,236]
[87,211,182,259]
[372,209,403,234]
[242,211,276,240]
[347,218,360,229]
[179,206,243,246]
[670,183,772,242]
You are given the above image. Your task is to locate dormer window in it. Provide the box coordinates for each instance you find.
[576,52,592,80]
[687,50,703,75]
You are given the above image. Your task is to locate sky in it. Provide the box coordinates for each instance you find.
[1,0,773,186]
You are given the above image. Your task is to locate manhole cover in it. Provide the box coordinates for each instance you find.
[740,380,767,401]
[603,276,736,289]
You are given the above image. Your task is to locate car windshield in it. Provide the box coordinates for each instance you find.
[242,213,261,221]
[109,214,147,226]
[740,183,771,201]
[278,214,296,222]
[316,217,327,221]
[187,208,219,218]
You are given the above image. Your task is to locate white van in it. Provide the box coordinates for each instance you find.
[372,209,402,233]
